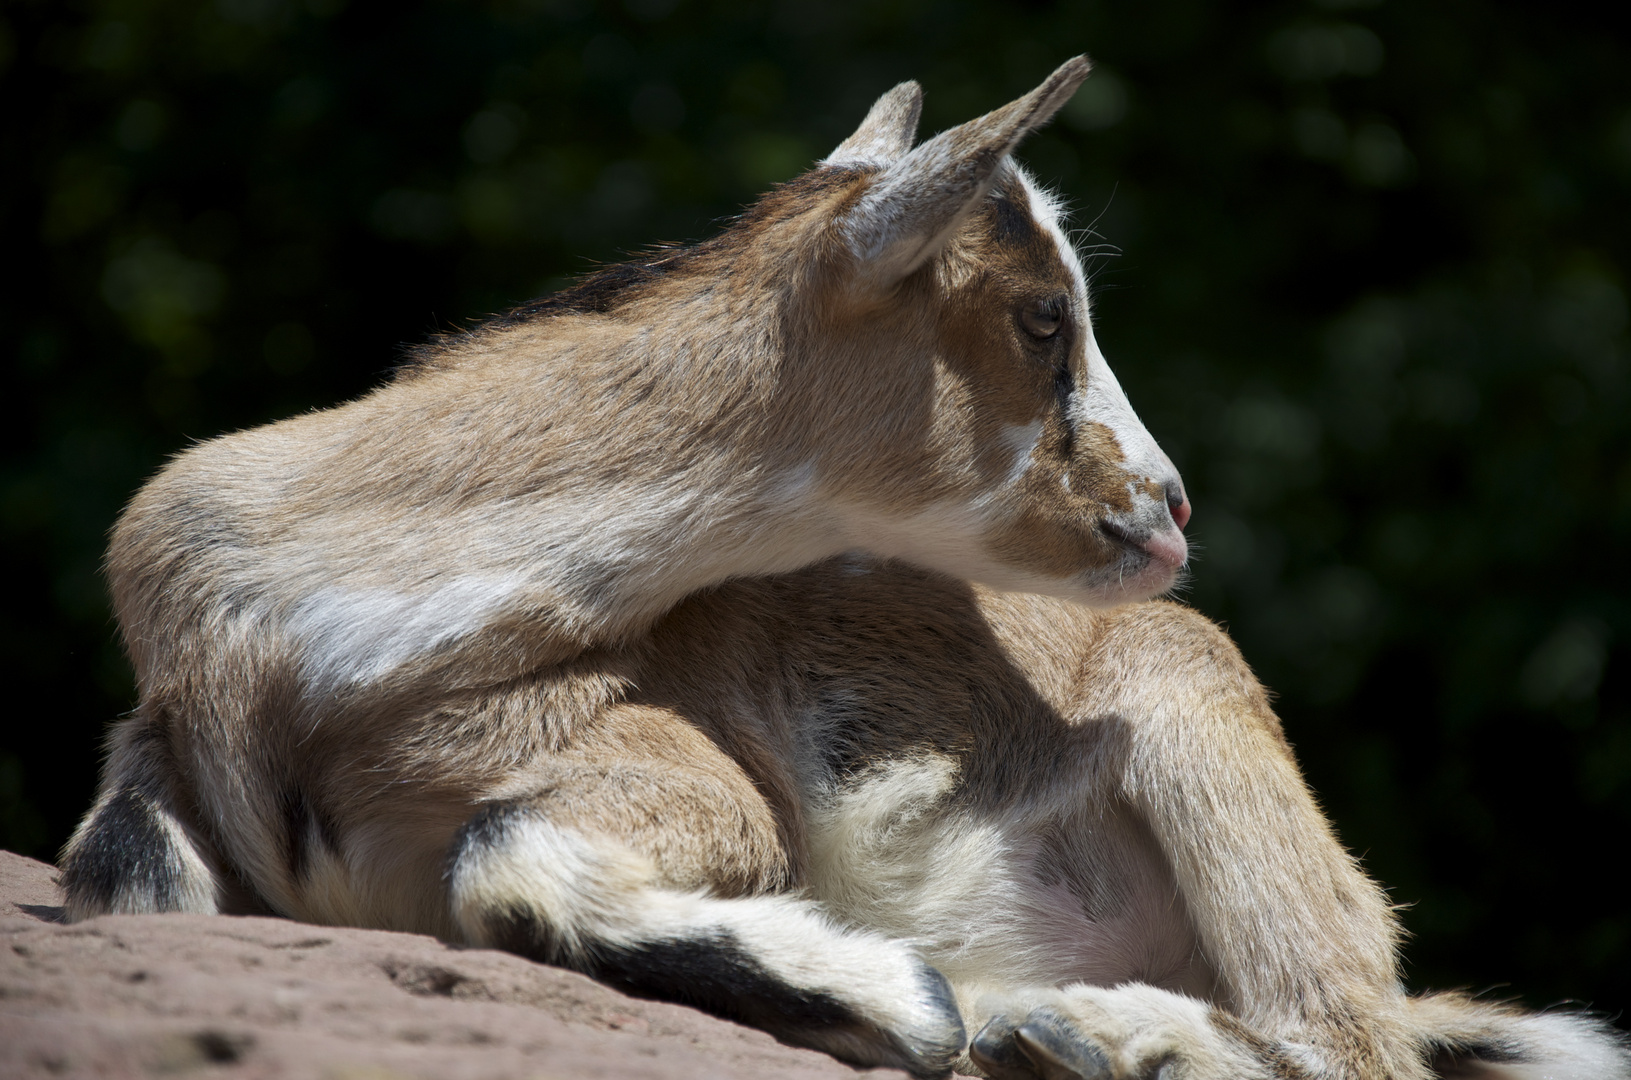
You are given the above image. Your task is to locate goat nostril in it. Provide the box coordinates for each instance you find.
[1168,490,1191,532]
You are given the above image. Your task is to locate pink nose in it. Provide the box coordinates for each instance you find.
[1170,495,1191,532]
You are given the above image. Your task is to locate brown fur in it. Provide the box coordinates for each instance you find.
[61,60,1627,1080]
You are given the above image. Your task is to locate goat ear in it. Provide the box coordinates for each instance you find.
[835,56,1092,290]
[825,81,924,167]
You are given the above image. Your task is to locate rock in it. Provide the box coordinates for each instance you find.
[0,850,905,1079]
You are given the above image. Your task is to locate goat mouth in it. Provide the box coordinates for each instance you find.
[1099,519,1148,559]
[1100,518,1188,572]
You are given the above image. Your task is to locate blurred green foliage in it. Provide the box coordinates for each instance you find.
[3,0,1628,1021]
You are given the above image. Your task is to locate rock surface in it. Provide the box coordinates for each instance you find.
[1,850,903,1079]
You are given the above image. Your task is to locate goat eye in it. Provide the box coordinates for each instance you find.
[1020,298,1064,340]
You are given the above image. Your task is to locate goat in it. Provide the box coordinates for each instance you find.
[62,58,1629,1079]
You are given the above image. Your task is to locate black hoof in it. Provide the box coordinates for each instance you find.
[1013,1008,1112,1080]
[888,961,967,1078]
[971,1014,1041,1080]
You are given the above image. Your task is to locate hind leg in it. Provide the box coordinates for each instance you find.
[60,716,224,920]
[964,987,1631,1080]
[1040,604,1414,1078]
[932,602,1631,1080]
[447,706,965,1077]
[965,983,1308,1080]
[820,601,1423,1078]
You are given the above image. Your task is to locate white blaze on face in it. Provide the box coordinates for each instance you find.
[1070,323,1189,573]
[836,167,1189,602]
[1016,167,1187,568]
[1071,328,1184,506]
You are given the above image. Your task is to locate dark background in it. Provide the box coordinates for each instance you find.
[4,0,1628,1025]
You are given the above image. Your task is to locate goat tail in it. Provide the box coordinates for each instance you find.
[1408,989,1631,1079]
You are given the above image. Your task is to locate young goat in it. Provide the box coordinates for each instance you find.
[63,59,1629,1080]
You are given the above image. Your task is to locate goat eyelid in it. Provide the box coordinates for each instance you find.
[1019,296,1066,340]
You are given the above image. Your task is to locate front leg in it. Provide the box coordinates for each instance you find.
[964,983,1299,1080]
[1060,604,1421,1079]
[950,601,1628,1080]
[960,985,1631,1080]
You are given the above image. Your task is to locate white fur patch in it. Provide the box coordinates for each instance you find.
[287,576,520,692]
[1068,331,1176,502]
[1014,166,1184,549]
[448,814,959,1055]
[1462,1012,1631,1080]
[1014,167,1089,302]
[1012,167,1176,507]
[1001,420,1044,484]
[769,459,822,509]
[799,739,1231,1045]
[280,462,840,694]
[1056,983,1266,1080]
[449,814,652,957]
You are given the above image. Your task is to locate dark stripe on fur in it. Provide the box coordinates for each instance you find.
[281,787,341,881]
[993,193,1044,247]
[59,786,186,912]
[451,802,960,1075]
[587,931,861,1033]
[1426,1031,1528,1072]
[467,888,869,1053]
[484,908,960,1077]
[450,801,512,864]
[449,802,573,959]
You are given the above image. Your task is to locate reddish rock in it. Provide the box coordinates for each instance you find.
[1,850,904,1079]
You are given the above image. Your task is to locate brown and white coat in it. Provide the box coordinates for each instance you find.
[61,59,1629,1080]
